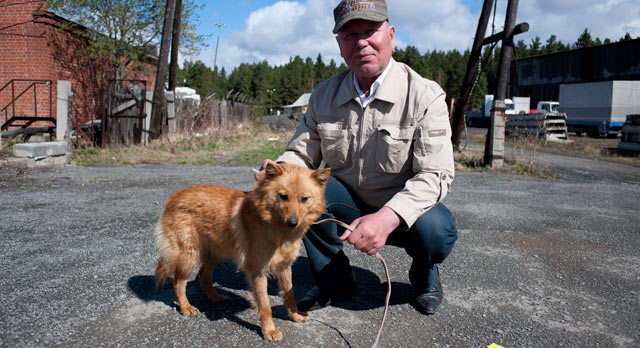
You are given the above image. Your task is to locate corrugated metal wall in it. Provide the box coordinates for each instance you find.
[510,38,640,108]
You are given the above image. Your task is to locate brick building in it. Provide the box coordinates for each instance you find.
[0,0,157,137]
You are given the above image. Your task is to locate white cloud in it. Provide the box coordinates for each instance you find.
[183,0,640,72]
[516,0,640,45]
[390,0,477,52]
[194,0,340,72]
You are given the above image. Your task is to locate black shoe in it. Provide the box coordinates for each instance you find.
[411,274,443,315]
[297,273,357,312]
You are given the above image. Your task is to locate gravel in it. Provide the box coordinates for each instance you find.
[0,152,638,347]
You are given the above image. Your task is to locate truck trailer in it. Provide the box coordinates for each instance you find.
[559,81,640,137]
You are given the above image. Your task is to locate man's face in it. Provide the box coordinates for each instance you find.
[336,19,395,79]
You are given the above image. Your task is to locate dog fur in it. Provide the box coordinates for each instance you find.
[154,163,330,341]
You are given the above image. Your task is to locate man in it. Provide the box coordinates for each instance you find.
[255,0,457,315]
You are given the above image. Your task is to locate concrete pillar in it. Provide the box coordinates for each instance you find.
[485,99,506,168]
[56,81,72,142]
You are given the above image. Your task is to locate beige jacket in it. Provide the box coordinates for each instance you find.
[277,58,454,228]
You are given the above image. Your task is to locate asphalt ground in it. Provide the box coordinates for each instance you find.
[0,153,638,347]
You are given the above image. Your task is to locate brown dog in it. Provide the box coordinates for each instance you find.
[154,163,330,341]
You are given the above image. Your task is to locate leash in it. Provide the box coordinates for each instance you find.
[312,218,391,348]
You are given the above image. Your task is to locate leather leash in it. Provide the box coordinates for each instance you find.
[312,218,391,348]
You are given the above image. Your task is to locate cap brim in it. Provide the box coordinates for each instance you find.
[333,12,388,34]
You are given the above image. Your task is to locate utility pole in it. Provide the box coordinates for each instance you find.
[484,0,520,168]
[212,23,226,98]
[450,0,495,149]
[168,0,183,91]
[150,0,177,139]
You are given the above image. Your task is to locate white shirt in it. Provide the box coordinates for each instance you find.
[353,61,392,108]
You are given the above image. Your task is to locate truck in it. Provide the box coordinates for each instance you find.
[468,95,530,127]
[536,101,559,114]
[482,95,516,117]
[512,96,531,114]
[559,81,640,137]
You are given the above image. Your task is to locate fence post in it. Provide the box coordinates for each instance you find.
[143,91,153,145]
[166,91,176,140]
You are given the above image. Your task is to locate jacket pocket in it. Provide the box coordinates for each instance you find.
[375,125,414,173]
[318,122,350,168]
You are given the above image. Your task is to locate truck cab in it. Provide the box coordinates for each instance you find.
[537,101,559,113]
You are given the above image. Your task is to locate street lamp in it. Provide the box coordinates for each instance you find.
[212,23,226,97]
[267,89,276,115]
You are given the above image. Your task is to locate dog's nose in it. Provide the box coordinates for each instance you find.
[286,217,298,228]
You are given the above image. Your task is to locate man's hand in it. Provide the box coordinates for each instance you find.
[339,206,402,255]
[254,159,278,182]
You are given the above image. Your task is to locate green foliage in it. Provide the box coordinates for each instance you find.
[574,28,596,49]
[178,54,345,115]
[47,0,207,79]
[176,29,637,115]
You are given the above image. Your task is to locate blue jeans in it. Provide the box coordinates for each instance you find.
[304,176,458,292]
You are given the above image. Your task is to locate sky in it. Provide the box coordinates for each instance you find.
[183,0,640,72]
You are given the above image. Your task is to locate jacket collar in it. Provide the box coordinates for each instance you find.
[335,58,405,108]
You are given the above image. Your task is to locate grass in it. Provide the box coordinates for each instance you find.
[454,149,556,179]
[71,123,292,167]
[3,121,622,180]
[539,135,640,165]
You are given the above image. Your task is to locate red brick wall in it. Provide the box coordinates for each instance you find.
[0,0,157,131]
[0,1,55,125]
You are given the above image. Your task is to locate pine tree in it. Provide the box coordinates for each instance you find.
[574,28,595,49]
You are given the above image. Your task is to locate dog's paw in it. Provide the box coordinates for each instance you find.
[262,328,283,341]
[290,311,310,323]
[179,305,200,316]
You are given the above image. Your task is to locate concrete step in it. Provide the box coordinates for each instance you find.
[12,141,67,158]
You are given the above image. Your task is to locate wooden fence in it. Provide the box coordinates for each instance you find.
[174,96,258,135]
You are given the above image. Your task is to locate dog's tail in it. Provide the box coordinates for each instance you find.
[154,221,173,289]
[155,259,171,289]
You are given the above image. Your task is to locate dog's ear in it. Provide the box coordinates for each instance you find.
[312,168,331,186]
[264,162,283,180]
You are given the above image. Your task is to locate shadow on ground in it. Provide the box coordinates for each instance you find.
[127,256,414,327]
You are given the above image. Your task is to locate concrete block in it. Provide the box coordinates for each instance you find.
[57,81,72,141]
[12,141,67,158]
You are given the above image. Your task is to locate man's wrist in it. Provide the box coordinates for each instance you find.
[378,206,403,231]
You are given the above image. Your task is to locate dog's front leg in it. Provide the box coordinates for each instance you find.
[249,272,282,341]
[277,267,309,323]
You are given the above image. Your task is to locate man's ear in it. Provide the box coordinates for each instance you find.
[312,168,331,186]
[265,162,283,180]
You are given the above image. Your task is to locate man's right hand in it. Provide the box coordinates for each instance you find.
[254,159,278,182]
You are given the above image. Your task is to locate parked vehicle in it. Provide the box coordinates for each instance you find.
[559,81,640,137]
[513,96,531,114]
[467,95,530,127]
[536,101,560,114]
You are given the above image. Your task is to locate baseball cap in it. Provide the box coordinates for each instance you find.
[333,0,388,34]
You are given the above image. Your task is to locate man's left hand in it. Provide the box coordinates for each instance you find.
[339,206,402,255]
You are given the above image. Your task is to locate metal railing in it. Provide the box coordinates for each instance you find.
[0,79,53,130]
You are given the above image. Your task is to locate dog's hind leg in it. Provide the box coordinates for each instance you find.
[173,253,200,316]
[248,271,282,341]
[277,266,309,323]
[198,257,228,303]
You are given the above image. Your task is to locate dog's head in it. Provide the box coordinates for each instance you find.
[256,162,330,233]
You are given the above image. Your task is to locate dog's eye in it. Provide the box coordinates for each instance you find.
[301,197,309,203]
[279,194,288,201]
